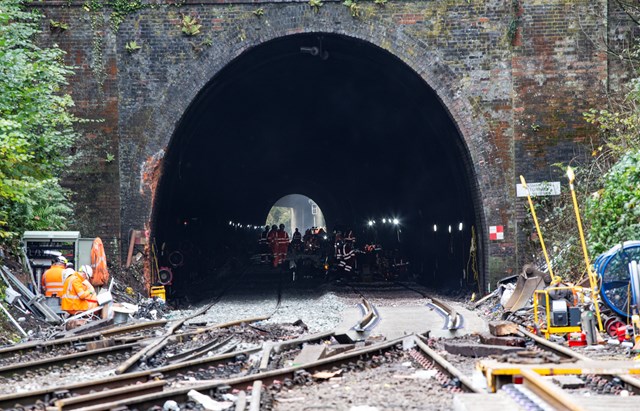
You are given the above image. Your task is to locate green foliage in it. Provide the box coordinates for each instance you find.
[584,99,640,157]
[253,8,265,17]
[309,0,323,12]
[107,0,147,31]
[0,0,77,243]
[125,40,141,53]
[374,0,388,5]
[181,15,201,37]
[343,0,361,18]
[585,150,640,255]
[49,19,69,32]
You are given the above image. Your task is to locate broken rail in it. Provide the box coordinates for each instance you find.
[49,334,479,410]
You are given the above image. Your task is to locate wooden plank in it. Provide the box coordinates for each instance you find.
[292,344,326,365]
[488,321,518,336]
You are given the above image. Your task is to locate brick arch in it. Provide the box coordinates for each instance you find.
[130,22,503,288]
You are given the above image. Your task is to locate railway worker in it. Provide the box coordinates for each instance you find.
[41,255,68,297]
[290,228,303,253]
[268,224,278,266]
[258,225,271,262]
[342,230,357,275]
[61,265,98,315]
[274,224,290,267]
[334,231,345,270]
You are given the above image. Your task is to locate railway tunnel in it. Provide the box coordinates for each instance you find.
[151,33,483,299]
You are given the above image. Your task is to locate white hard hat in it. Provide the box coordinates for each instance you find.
[79,265,93,278]
[62,268,75,281]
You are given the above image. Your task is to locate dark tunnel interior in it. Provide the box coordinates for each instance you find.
[151,33,483,299]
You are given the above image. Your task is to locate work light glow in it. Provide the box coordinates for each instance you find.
[459,222,463,231]
[393,218,399,225]
[433,225,437,232]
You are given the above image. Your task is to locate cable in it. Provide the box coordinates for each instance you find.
[467,226,480,293]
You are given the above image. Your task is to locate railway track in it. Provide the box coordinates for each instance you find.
[39,334,479,411]
[0,319,167,366]
[344,281,464,333]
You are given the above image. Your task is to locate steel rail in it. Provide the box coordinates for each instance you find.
[0,320,166,360]
[519,325,640,394]
[0,342,140,378]
[428,295,459,330]
[414,335,480,393]
[520,368,586,411]
[167,336,236,365]
[0,346,260,409]
[0,368,160,409]
[56,335,412,410]
[54,333,482,410]
[393,282,461,330]
[0,331,335,408]
[518,326,589,360]
[53,380,167,411]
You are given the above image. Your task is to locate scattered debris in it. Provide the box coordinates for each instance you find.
[187,389,233,411]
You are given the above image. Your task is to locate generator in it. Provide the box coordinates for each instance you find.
[534,286,582,338]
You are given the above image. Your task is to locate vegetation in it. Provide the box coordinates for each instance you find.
[181,15,201,37]
[125,40,141,53]
[0,0,77,244]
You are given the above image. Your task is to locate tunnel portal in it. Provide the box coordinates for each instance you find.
[151,33,482,298]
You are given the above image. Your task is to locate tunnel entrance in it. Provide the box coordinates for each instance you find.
[151,33,483,299]
[266,194,327,235]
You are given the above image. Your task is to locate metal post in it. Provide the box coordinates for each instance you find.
[566,167,604,332]
[520,176,556,280]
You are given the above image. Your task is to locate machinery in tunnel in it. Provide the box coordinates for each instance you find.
[150,33,484,300]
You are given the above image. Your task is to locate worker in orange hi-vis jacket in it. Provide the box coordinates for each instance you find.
[42,255,68,297]
[275,224,290,267]
[90,237,109,288]
[61,265,98,315]
[268,224,278,267]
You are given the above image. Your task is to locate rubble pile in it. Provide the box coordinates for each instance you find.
[135,297,170,321]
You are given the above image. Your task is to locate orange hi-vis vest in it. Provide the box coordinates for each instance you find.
[60,272,95,314]
[42,264,64,297]
[90,237,109,287]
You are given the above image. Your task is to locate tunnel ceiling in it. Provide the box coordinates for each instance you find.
[153,33,479,288]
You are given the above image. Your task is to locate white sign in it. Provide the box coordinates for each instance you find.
[516,181,561,197]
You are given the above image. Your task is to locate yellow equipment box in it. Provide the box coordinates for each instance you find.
[150,286,166,301]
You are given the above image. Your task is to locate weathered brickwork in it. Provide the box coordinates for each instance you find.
[35,0,628,287]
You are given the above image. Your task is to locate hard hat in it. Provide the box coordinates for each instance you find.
[62,268,75,281]
[56,255,68,265]
[79,265,93,278]
[279,224,285,229]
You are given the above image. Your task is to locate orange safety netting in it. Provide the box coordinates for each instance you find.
[90,237,110,287]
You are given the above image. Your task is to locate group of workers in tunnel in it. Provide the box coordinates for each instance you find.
[257,224,358,275]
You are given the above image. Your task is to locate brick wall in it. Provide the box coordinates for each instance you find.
[35,0,624,288]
